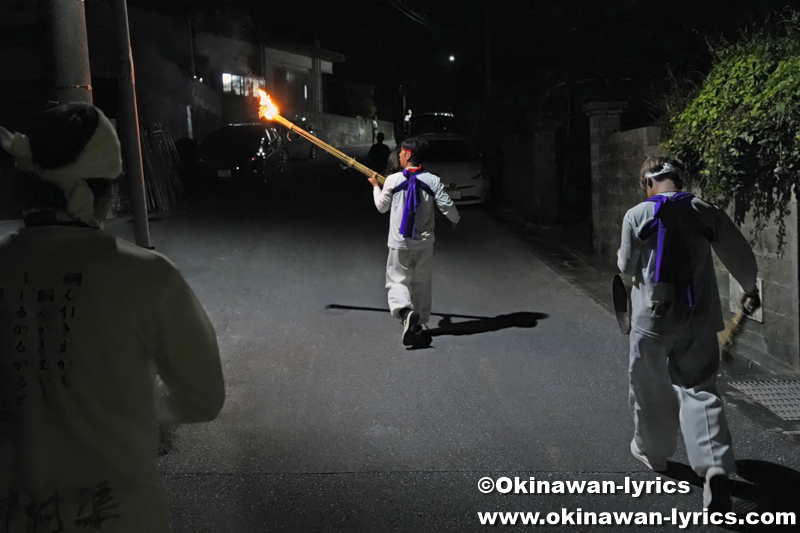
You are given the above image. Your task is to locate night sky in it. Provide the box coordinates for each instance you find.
[135,0,795,123]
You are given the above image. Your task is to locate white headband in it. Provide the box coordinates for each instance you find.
[0,108,122,224]
[645,162,680,180]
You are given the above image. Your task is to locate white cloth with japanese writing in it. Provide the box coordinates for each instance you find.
[0,225,225,532]
[617,192,758,338]
[373,170,460,250]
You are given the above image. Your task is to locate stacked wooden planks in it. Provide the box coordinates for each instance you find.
[140,125,187,213]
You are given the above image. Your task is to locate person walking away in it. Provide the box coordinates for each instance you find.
[0,102,225,532]
[367,136,460,346]
[367,132,391,174]
[617,157,759,513]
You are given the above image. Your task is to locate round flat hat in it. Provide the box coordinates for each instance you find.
[612,274,632,335]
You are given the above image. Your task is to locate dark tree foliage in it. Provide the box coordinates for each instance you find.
[663,11,800,252]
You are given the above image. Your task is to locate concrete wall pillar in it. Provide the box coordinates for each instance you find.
[528,117,559,222]
[310,39,323,113]
[582,101,627,255]
[309,57,320,113]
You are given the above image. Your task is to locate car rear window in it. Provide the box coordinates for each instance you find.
[204,127,264,153]
[424,141,478,162]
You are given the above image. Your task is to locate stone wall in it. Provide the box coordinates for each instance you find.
[595,125,662,265]
[311,113,394,148]
[492,119,560,224]
[584,101,800,375]
[714,199,800,375]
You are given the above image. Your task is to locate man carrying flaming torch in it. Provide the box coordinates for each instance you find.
[258,92,460,347]
[368,136,460,347]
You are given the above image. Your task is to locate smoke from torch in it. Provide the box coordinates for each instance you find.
[258,90,386,184]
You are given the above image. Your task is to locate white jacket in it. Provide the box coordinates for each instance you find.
[0,225,224,532]
[373,170,460,249]
[618,192,758,338]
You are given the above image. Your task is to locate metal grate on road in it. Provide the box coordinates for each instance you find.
[728,380,800,421]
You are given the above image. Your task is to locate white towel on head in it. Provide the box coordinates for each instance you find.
[0,107,122,224]
[644,162,680,180]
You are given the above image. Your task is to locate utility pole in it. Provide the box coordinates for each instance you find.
[484,0,491,105]
[48,0,92,103]
[311,36,323,113]
[114,0,151,248]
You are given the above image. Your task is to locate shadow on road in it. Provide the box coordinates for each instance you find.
[428,312,548,337]
[325,305,548,341]
[663,459,800,532]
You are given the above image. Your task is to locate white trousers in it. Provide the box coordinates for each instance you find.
[629,330,735,477]
[386,247,433,325]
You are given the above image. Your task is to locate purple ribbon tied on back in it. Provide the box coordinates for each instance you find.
[638,192,697,307]
[393,167,434,238]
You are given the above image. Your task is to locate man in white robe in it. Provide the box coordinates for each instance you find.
[618,157,759,513]
[0,102,225,532]
[368,136,460,346]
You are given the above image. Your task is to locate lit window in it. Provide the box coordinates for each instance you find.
[222,73,265,97]
[304,85,308,99]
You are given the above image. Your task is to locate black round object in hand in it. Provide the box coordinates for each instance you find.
[742,293,761,315]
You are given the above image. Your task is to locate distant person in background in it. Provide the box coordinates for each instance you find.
[367,132,391,174]
[404,109,413,136]
[617,157,759,514]
[372,116,379,144]
[0,102,225,532]
[367,136,460,347]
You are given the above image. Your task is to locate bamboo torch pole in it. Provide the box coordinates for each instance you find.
[259,91,387,184]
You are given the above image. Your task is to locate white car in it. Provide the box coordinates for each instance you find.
[419,134,490,205]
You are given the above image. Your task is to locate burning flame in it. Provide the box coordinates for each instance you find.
[258,89,278,120]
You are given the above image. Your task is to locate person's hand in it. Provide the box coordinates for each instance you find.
[368,173,379,187]
[617,247,621,256]
[741,290,761,315]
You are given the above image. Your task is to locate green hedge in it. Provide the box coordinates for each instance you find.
[663,15,800,251]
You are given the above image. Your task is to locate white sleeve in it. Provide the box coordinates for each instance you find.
[373,179,393,213]
[709,207,759,294]
[617,212,640,277]
[432,178,460,223]
[152,273,225,423]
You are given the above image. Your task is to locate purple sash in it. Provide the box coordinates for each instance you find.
[393,167,435,238]
[638,192,697,306]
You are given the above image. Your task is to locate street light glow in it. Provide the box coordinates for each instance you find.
[449,55,455,61]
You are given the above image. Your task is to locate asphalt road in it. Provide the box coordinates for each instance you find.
[12,147,795,532]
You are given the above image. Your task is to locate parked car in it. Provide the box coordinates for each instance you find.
[409,112,458,135]
[198,123,288,191]
[419,133,490,205]
[277,114,318,160]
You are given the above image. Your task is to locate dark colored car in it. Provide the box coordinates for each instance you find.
[199,124,288,192]
[277,114,318,160]
[419,133,490,205]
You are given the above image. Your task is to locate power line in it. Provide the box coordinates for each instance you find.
[384,0,433,27]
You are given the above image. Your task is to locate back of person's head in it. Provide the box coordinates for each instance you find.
[400,136,429,165]
[377,132,385,142]
[0,102,122,226]
[639,157,684,190]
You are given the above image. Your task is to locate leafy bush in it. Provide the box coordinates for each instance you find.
[663,14,800,252]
